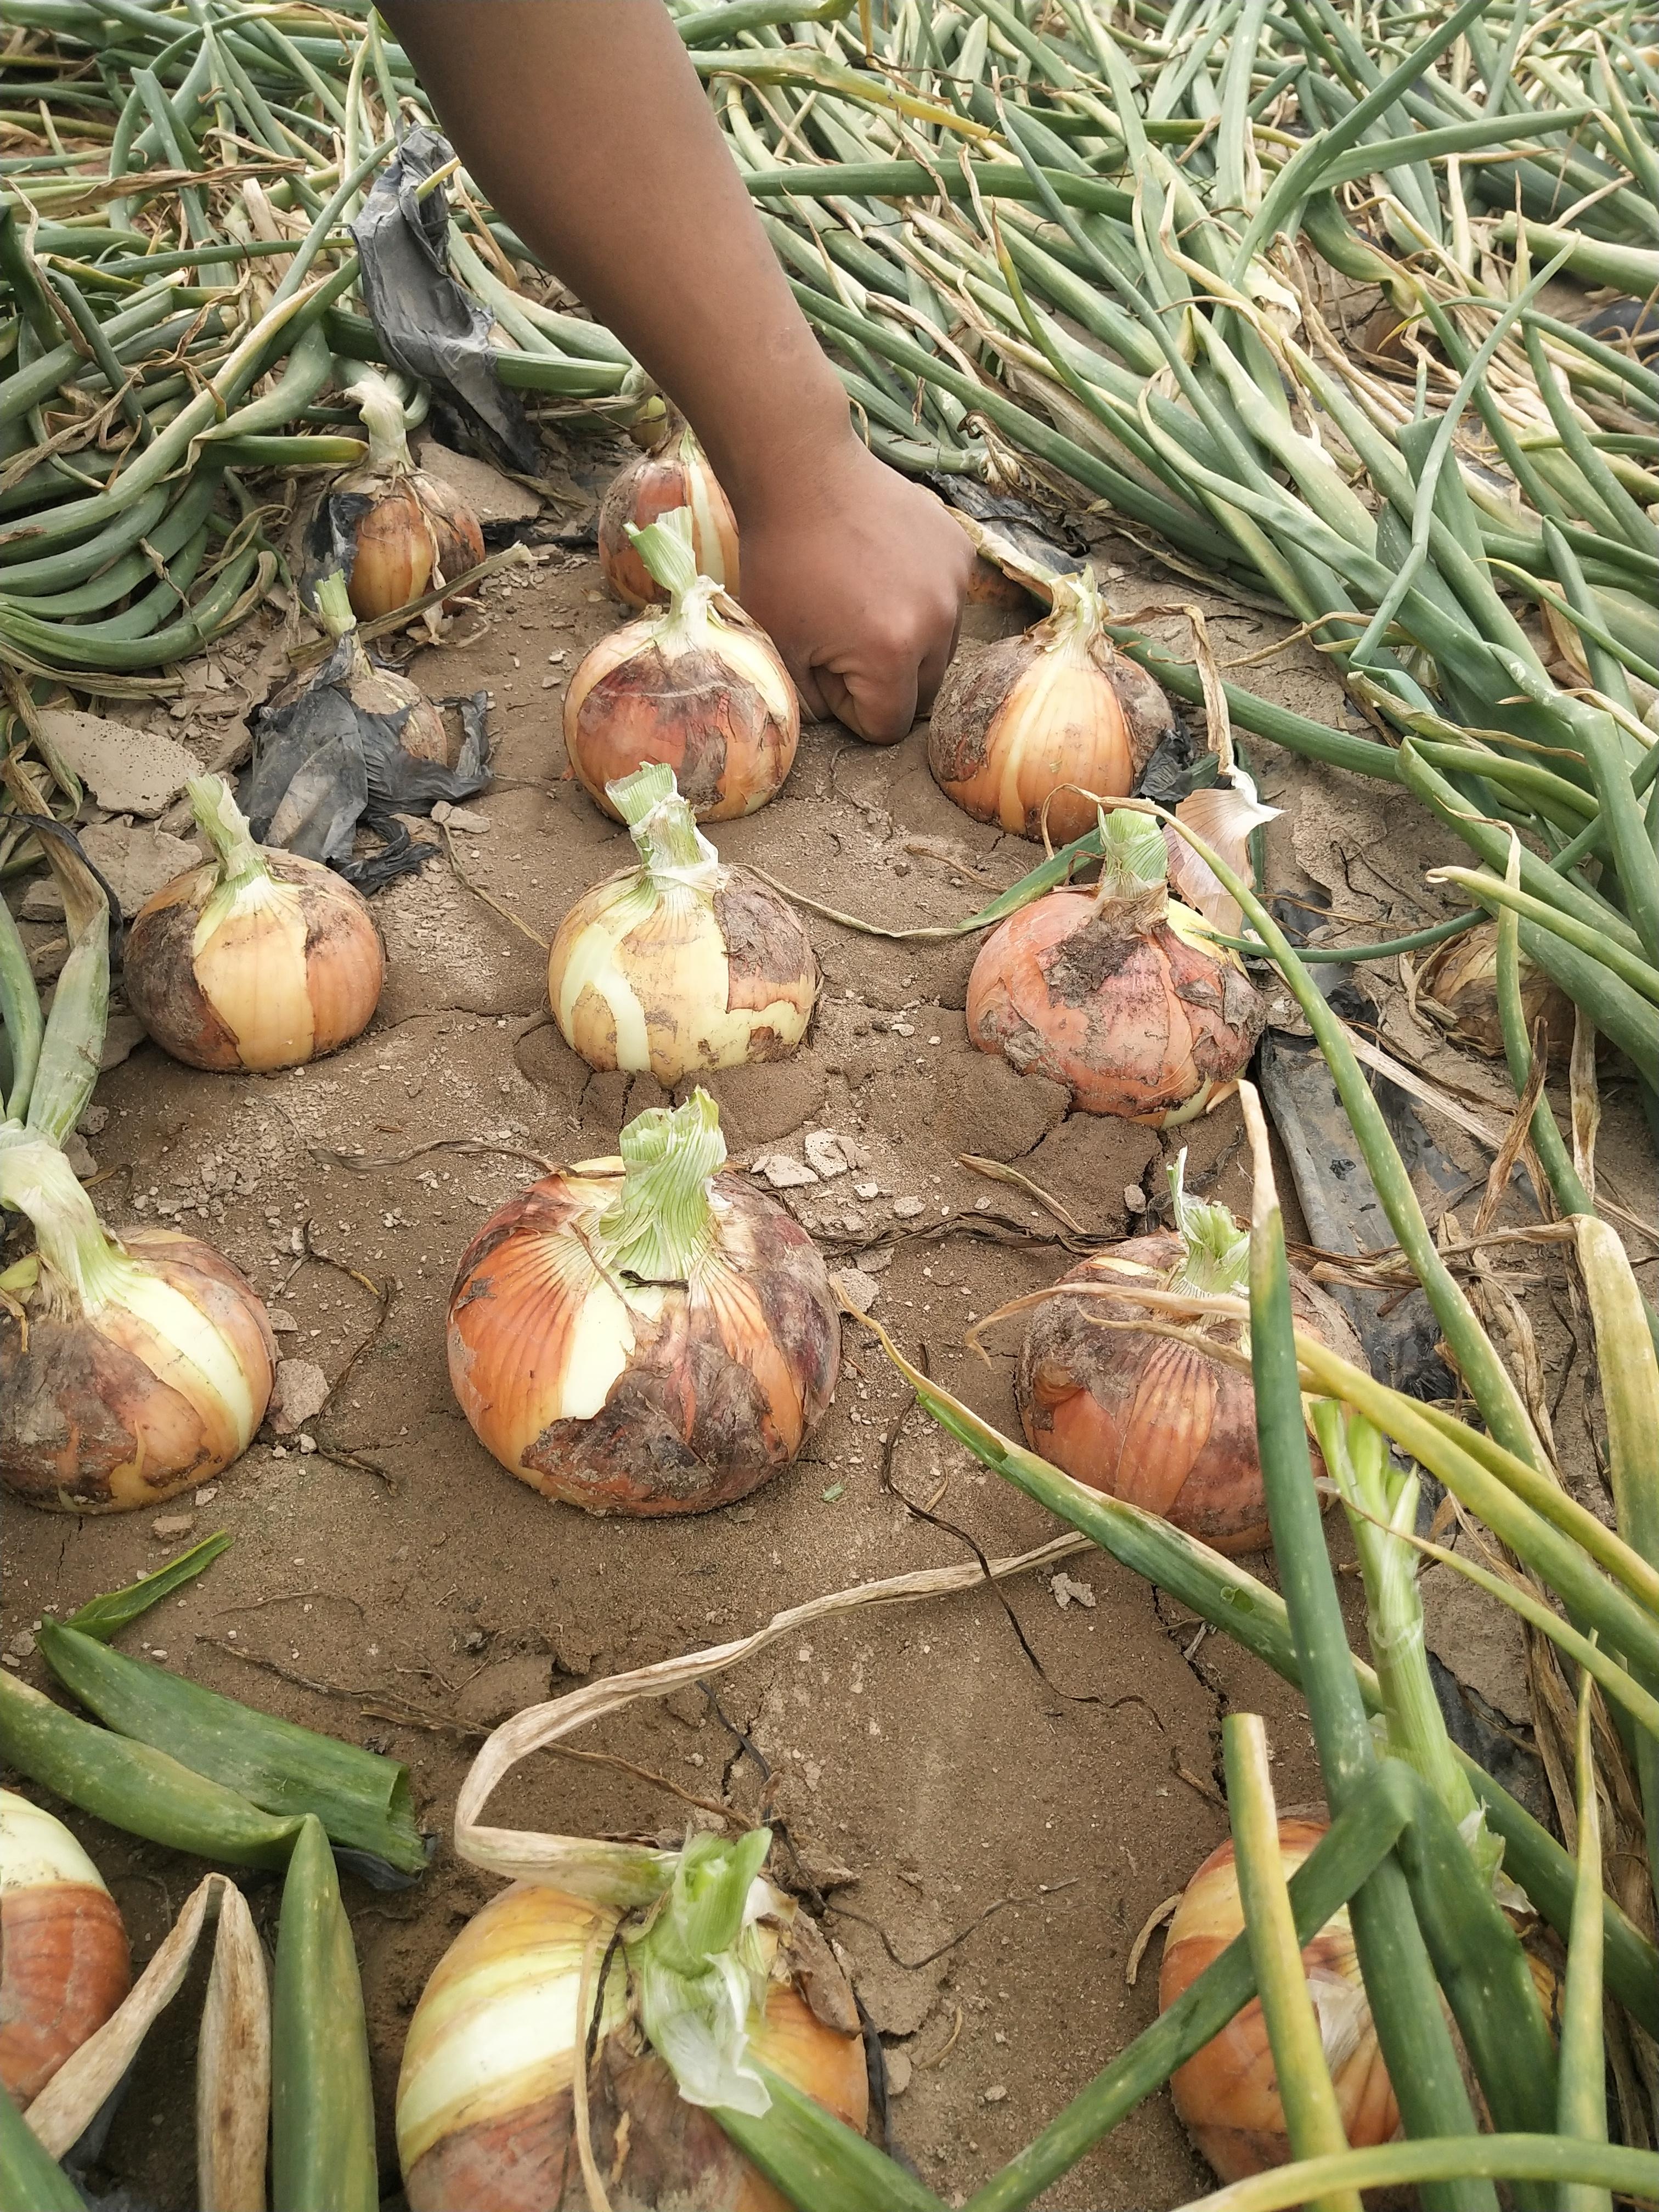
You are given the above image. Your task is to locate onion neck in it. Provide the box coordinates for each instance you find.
[628,506,720,650]
[595,1088,725,1284]
[0,1137,136,1321]
[1164,1150,1250,1299]
[609,763,722,890]
[1090,806,1170,941]
[625,1826,777,2115]
[347,369,415,475]
[1036,566,1107,662]
[190,774,272,902]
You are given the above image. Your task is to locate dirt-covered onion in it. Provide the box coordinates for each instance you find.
[124,772,383,1073]
[565,508,798,822]
[314,370,484,621]
[1159,1818,1398,2183]
[0,1790,130,2106]
[599,412,740,610]
[929,569,1172,843]
[548,763,817,1081]
[448,1090,838,1514]
[0,1139,275,1512]
[397,1831,866,2212]
[1418,919,1574,1059]
[967,808,1265,1122]
[1017,1157,1362,1553]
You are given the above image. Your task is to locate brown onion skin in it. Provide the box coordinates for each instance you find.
[448,1170,839,1514]
[565,618,798,824]
[1160,1820,1401,2185]
[125,850,384,1073]
[342,471,484,622]
[1418,920,1574,1060]
[0,1880,131,2104]
[0,1230,276,1511]
[1018,1231,1363,1552]
[599,438,740,611]
[967,890,1265,1121]
[403,1886,867,2212]
[928,629,1171,845]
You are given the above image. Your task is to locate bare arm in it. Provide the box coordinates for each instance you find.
[379,0,969,739]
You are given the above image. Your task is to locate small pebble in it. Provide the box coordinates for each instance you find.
[151,1513,194,1541]
[194,1484,218,1506]
[891,1195,924,1218]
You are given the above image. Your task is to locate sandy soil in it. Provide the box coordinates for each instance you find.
[3,435,1650,2208]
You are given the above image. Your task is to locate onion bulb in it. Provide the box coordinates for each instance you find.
[125,770,384,1073]
[600,411,740,610]
[928,569,1173,844]
[0,1789,130,2105]
[967,808,1265,1121]
[565,507,798,822]
[319,370,484,621]
[1017,1155,1363,1553]
[0,1139,275,1511]
[1160,1818,1400,2182]
[397,1830,867,2211]
[448,1089,838,1514]
[1418,920,1573,1060]
[548,762,817,1080]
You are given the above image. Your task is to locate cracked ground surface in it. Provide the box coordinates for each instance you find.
[2,529,1488,2207]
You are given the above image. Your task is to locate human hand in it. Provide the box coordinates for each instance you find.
[731,436,972,744]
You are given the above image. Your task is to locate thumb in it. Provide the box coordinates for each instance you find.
[814,659,919,747]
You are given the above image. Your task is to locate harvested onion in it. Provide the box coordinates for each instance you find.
[1418,919,1573,1060]
[317,370,484,622]
[967,808,1265,1121]
[548,763,816,1080]
[397,1832,866,2212]
[0,1139,275,1511]
[928,569,1172,844]
[565,507,798,822]
[1017,1156,1362,1553]
[125,772,384,1073]
[448,1089,838,1513]
[1160,1818,1398,2183]
[599,411,740,610]
[0,1789,130,2106]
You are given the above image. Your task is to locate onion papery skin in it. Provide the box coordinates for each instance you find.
[1017,1231,1363,1553]
[599,427,740,611]
[397,1883,867,2212]
[548,868,817,1081]
[447,1166,839,1514]
[1419,920,1573,1060]
[928,606,1172,845]
[1159,1820,1400,2186]
[0,1791,130,2105]
[563,613,798,823]
[126,850,385,1073]
[966,890,1265,1122]
[336,469,484,622]
[0,1229,276,1511]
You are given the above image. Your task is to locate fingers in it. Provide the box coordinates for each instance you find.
[815,659,919,746]
[917,611,962,718]
[785,651,830,724]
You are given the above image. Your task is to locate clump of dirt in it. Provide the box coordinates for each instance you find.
[2,499,1643,2209]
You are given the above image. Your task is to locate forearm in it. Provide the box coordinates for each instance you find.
[378,0,849,520]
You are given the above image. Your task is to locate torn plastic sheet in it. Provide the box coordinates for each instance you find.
[244,634,490,895]
[350,126,538,474]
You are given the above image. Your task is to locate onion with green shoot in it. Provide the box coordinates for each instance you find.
[547,763,817,1081]
[123,772,384,1073]
[599,410,740,610]
[0,1138,275,1512]
[397,1827,867,2211]
[447,1090,838,1514]
[1017,1156,1361,1553]
[967,808,1265,1121]
[928,569,1172,844]
[565,508,798,822]
[314,369,484,622]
